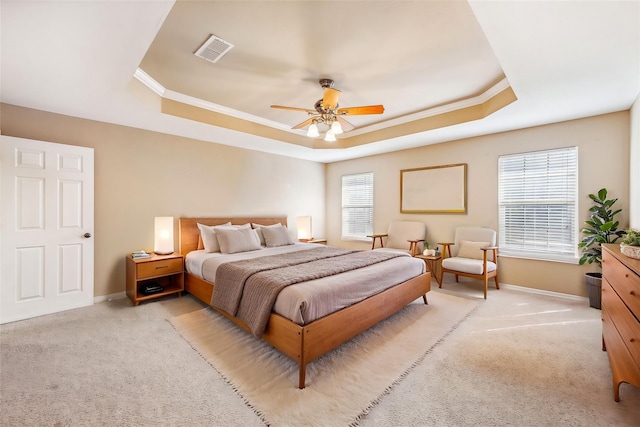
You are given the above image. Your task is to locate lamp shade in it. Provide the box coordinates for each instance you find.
[297,216,312,241]
[307,123,319,137]
[154,216,174,255]
[324,131,336,142]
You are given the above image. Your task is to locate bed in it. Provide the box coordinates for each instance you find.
[179,216,431,388]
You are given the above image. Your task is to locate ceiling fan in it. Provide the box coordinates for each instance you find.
[271,79,384,141]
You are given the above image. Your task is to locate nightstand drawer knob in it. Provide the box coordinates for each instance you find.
[156,265,168,269]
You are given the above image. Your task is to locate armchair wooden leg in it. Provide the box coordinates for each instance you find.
[494,274,500,290]
[484,275,488,299]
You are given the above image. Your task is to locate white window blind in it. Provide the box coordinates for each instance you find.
[342,172,373,240]
[498,147,578,262]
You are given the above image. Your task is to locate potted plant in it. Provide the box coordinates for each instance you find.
[423,241,436,256]
[578,188,625,308]
[620,228,640,259]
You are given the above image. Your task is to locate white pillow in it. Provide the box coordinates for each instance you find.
[219,222,251,230]
[197,222,231,253]
[262,225,294,248]
[215,227,262,254]
[457,240,490,260]
[252,222,282,246]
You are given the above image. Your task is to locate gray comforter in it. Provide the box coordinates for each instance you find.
[212,246,403,337]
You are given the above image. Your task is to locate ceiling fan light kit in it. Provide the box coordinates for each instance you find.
[324,131,337,142]
[272,79,384,142]
[307,123,319,138]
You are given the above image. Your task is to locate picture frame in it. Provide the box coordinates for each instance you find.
[400,163,467,214]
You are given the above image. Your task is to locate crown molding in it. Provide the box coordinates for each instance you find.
[135,67,516,150]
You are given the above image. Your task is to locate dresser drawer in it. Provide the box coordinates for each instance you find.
[603,279,640,367]
[603,250,640,316]
[603,306,629,362]
[602,306,640,386]
[137,258,183,279]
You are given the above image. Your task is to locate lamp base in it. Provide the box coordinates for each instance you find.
[154,251,174,255]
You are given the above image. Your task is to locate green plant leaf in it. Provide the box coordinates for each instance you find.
[600,222,614,232]
[597,188,607,201]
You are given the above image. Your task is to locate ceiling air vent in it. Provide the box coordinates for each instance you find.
[194,34,234,64]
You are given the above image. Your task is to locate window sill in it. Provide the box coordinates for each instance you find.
[498,252,579,265]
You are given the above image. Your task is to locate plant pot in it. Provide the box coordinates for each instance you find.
[585,272,602,310]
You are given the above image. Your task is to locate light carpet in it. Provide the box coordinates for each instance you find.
[169,291,478,427]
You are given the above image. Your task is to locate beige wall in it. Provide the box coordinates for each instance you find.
[1,104,632,299]
[326,112,630,297]
[1,104,325,297]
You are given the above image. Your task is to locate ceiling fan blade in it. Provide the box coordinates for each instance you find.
[337,105,385,115]
[336,116,355,132]
[271,105,316,114]
[292,117,317,130]
[322,88,341,110]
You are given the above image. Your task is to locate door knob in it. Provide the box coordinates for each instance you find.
[83,233,92,238]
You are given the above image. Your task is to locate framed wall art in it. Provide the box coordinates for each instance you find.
[400,163,467,214]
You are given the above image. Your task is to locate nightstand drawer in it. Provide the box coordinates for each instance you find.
[137,258,183,279]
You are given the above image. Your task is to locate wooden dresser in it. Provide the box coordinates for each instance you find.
[601,244,640,401]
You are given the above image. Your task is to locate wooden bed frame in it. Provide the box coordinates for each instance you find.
[179,217,431,388]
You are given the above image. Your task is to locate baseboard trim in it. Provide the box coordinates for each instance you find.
[94,291,126,303]
[501,283,588,302]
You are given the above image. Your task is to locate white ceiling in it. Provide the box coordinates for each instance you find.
[2,1,639,163]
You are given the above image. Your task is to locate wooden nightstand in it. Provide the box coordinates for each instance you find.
[126,253,184,306]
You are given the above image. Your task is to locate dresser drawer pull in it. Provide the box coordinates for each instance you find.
[155,265,168,269]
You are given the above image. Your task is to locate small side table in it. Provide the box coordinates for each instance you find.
[414,254,443,287]
[126,253,184,305]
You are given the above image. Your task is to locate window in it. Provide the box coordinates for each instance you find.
[498,147,578,262]
[342,172,373,240]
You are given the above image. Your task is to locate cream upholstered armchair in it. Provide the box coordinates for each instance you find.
[368,221,426,256]
[438,226,499,299]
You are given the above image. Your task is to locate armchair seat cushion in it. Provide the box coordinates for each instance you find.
[442,257,496,275]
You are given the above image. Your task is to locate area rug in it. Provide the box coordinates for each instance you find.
[169,291,478,426]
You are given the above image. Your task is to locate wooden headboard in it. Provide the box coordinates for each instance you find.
[179,216,288,256]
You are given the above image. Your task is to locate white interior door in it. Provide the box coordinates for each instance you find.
[1,136,94,324]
